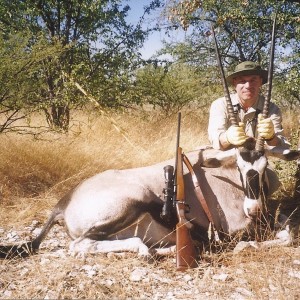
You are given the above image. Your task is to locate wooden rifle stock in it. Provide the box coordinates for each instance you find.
[174,113,197,271]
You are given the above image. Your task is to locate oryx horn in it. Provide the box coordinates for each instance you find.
[211,24,238,127]
[255,11,278,151]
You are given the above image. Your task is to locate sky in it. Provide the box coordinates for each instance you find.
[124,0,186,59]
[124,0,166,59]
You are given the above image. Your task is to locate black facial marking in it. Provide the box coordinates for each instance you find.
[239,149,265,164]
[243,137,256,150]
[246,169,260,199]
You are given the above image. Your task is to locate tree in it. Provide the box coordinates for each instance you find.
[0,32,67,134]
[0,0,163,131]
[165,0,299,63]
[131,63,221,115]
[274,50,300,108]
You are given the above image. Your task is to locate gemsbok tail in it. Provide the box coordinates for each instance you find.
[0,206,64,259]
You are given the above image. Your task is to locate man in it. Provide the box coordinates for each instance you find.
[208,61,290,196]
[208,61,289,151]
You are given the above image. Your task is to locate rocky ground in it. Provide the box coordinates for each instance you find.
[1,221,300,299]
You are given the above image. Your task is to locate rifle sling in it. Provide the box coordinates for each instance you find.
[182,154,216,229]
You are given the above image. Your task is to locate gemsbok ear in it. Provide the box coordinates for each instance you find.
[265,147,300,161]
[201,148,237,168]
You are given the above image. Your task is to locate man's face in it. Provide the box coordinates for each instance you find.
[233,75,263,108]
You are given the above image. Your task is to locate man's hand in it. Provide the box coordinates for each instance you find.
[226,122,247,146]
[257,114,275,140]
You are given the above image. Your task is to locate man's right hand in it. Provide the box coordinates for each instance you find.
[225,123,247,146]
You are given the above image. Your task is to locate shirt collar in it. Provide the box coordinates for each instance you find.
[231,94,265,113]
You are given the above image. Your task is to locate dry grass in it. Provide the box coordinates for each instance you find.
[0,108,299,299]
[0,109,209,227]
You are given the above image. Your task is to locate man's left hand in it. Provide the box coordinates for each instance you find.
[257,114,275,140]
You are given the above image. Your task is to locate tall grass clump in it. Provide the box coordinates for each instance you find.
[0,109,209,226]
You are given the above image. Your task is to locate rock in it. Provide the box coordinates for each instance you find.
[288,269,300,279]
[130,268,148,282]
[212,273,229,281]
[233,241,259,253]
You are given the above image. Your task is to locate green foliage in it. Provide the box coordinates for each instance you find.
[0,32,67,133]
[0,0,163,132]
[167,0,299,61]
[274,51,300,108]
[131,63,221,115]
[167,0,300,63]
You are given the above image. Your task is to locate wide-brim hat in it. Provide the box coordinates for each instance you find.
[226,61,268,85]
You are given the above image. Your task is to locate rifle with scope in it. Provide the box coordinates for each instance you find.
[161,112,197,271]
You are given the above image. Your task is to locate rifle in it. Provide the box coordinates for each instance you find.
[174,112,198,271]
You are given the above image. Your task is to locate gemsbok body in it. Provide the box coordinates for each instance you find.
[0,142,299,259]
